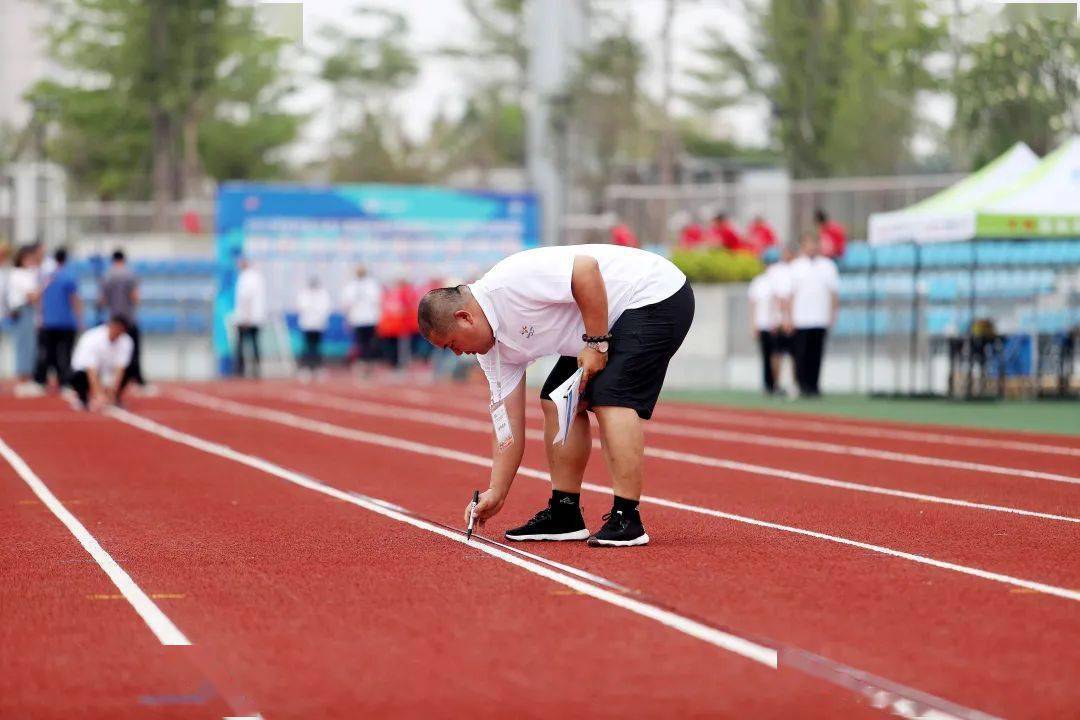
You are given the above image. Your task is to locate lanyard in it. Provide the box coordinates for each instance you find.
[492,338,504,404]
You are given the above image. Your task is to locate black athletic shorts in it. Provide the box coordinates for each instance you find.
[540,281,695,420]
[772,330,793,355]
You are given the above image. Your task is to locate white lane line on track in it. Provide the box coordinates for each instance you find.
[166,389,1080,603]
[669,406,1080,459]
[109,407,1000,720]
[0,436,191,646]
[276,388,1080,525]
[106,407,778,668]
[328,382,1080,459]
[293,385,1080,484]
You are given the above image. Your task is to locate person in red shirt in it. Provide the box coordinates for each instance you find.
[678,222,706,248]
[815,209,847,259]
[745,215,778,256]
[709,213,745,251]
[610,223,639,248]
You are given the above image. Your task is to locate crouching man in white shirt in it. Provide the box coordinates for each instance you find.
[69,316,134,410]
[418,245,694,547]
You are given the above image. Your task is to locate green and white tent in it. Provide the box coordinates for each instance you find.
[976,136,1080,238]
[868,142,1038,245]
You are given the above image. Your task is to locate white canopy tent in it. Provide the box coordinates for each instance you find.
[868,142,1038,246]
[976,136,1080,238]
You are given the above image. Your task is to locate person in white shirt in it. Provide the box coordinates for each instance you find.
[296,276,332,379]
[68,316,133,410]
[7,244,44,394]
[747,265,780,395]
[341,264,381,373]
[787,233,839,396]
[418,244,694,547]
[233,258,268,378]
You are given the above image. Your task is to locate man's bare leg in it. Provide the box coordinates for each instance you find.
[592,406,644,500]
[541,398,590,492]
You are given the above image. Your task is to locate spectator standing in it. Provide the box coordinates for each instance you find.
[296,276,332,381]
[8,244,44,396]
[68,316,133,410]
[766,245,796,394]
[0,241,11,368]
[709,213,745,251]
[610,223,639,248]
[233,257,267,378]
[815,208,847,259]
[99,250,148,393]
[678,222,706,249]
[788,233,839,397]
[747,268,778,394]
[342,264,381,373]
[745,216,778,257]
[376,281,409,369]
[34,248,82,389]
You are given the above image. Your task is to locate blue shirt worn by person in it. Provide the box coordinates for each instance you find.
[41,266,79,329]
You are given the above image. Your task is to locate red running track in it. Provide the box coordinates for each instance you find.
[2,380,1078,718]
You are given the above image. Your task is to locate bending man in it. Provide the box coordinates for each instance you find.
[418,244,693,547]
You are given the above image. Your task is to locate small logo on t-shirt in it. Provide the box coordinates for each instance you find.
[520,325,535,339]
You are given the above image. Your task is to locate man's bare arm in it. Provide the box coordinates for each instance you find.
[570,255,608,338]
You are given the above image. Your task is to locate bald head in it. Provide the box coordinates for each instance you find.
[418,286,469,338]
[418,285,496,356]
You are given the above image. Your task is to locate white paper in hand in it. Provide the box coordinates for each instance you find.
[549,368,584,445]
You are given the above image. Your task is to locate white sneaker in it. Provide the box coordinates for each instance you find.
[14,382,46,398]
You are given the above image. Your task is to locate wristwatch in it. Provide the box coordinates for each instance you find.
[583,333,612,353]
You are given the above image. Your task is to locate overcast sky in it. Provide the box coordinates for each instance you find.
[279,0,771,163]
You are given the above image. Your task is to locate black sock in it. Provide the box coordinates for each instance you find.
[551,489,580,509]
[612,495,639,514]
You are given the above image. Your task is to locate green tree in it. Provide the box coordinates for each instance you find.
[29,0,301,206]
[435,0,528,178]
[952,17,1080,167]
[317,7,421,182]
[688,0,943,178]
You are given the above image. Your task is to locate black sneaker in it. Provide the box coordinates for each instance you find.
[587,509,649,547]
[504,502,589,542]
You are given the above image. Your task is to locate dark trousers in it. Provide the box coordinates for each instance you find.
[121,324,145,390]
[757,330,776,393]
[351,325,376,362]
[70,370,91,408]
[793,327,828,395]
[69,369,126,408]
[235,325,261,377]
[34,328,77,386]
[300,330,323,370]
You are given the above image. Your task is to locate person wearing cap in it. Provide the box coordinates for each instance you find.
[418,244,694,547]
[68,316,133,410]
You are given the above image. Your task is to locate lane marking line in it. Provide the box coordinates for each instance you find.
[324,380,1080,458]
[278,388,1080,525]
[107,407,778,668]
[0,436,191,646]
[162,390,1080,603]
[109,406,998,720]
[670,406,1080,459]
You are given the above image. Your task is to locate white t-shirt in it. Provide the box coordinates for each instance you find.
[234,268,268,326]
[297,287,332,331]
[71,325,133,373]
[342,277,381,327]
[7,267,38,310]
[472,244,687,397]
[789,255,839,329]
[747,274,775,330]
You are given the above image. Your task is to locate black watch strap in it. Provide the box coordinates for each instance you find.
[582,333,613,343]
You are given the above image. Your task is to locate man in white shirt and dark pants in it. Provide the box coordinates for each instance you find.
[787,234,839,397]
[418,245,694,547]
[234,258,268,378]
[747,262,781,394]
[296,276,332,381]
[341,264,381,373]
[68,316,134,410]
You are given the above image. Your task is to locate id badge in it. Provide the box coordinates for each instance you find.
[490,400,514,451]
